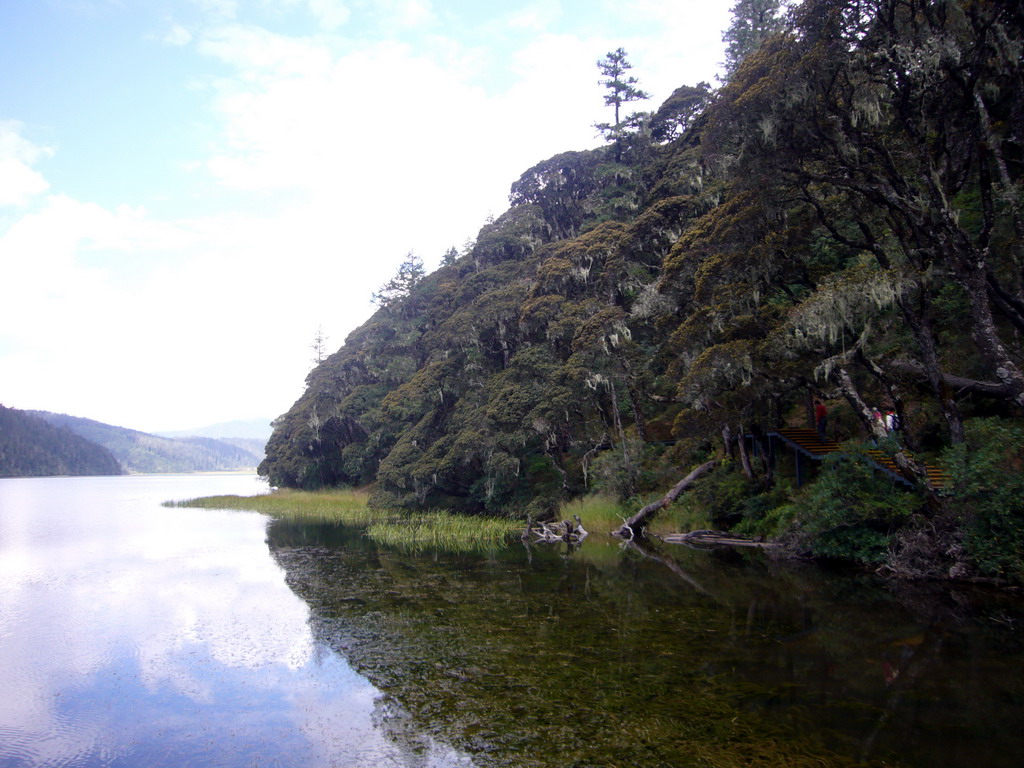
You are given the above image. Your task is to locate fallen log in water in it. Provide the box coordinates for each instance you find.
[661,530,778,549]
[613,459,718,539]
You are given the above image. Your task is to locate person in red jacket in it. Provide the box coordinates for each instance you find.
[815,400,828,442]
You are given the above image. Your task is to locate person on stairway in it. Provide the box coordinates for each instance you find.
[815,400,828,442]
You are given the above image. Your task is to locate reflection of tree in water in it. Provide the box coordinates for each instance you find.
[265,519,1024,768]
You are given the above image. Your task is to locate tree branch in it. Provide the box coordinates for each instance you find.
[889,358,1013,398]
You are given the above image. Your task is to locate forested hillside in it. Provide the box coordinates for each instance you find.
[0,405,123,477]
[260,0,1024,580]
[32,412,263,473]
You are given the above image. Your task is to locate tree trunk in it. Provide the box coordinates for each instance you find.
[898,296,965,444]
[751,425,774,489]
[975,91,1024,248]
[737,423,755,480]
[986,273,1024,333]
[619,357,650,442]
[960,262,1024,410]
[856,349,918,453]
[613,460,718,538]
[606,381,634,495]
[832,366,944,509]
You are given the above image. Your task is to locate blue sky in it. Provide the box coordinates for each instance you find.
[0,0,732,433]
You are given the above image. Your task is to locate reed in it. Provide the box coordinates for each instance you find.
[557,494,630,533]
[366,512,520,553]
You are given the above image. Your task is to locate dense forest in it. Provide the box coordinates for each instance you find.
[260,0,1024,582]
[0,405,123,477]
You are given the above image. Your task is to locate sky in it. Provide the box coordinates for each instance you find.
[0,0,733,435]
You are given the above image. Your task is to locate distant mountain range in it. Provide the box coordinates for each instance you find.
[156,418,274,441]
[1,405,123,478]
[25,411,267,475]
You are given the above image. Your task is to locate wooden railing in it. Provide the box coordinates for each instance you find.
[768,428,947,490]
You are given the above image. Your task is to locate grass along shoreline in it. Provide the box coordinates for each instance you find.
[166,488,378,523]
[166,488,522,551]
[166,489,654,551]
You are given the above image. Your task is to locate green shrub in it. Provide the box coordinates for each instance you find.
[672,462,761,528]
[588,438,659,501]
[786,446,921,565]
[941,418,1024,582]
[732,482,796,538]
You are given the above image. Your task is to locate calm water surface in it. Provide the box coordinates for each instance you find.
[1,474,1022,767]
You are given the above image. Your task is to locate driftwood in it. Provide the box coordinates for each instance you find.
[523,514,589,544]
[662,530,778,549]
[612,459,718,538]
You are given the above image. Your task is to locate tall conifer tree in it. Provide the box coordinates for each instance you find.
[722,0,784,79]
[595,47,649,161]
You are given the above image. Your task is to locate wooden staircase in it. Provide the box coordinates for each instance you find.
[769,428,948,490]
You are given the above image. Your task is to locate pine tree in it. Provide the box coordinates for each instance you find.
[372,251,425,309]
[594,47,649,159]
[722,0,784,79]
[310,325,329,366]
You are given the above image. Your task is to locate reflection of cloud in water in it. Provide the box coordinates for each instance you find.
[287,653,476,768]
[372,695,477,768]
[0,475,473,767]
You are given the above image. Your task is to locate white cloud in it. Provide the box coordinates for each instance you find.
[504,1,563,32]
[368,0,434,29]
[0,122,53,207]
[617,0,731,89]
[307,0,351,30]
[199,23,334,75]
[0,0,736,431]
[0,197,178,424]
[188,0,238,20]
[0,185,377,429]
[163,22,194,46]
[196,29,523,258]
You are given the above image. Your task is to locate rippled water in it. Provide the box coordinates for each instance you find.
[2,475,1023,768]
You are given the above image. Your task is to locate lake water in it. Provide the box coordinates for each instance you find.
[1,474,1022,767]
